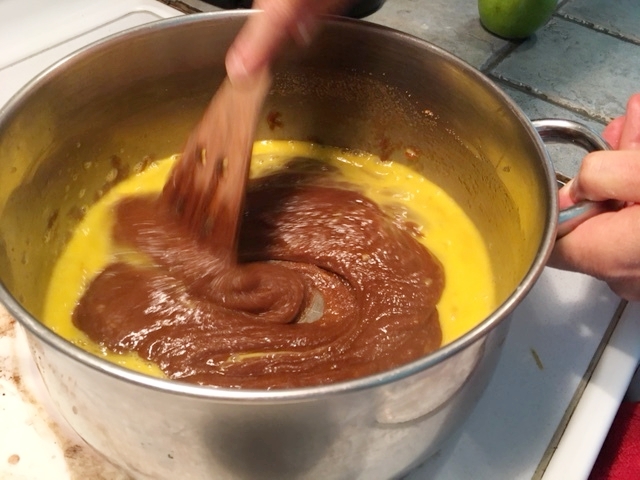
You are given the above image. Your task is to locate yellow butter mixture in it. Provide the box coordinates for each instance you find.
[43,140,496,378]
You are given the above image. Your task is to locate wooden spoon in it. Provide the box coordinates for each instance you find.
[163,69,272,256]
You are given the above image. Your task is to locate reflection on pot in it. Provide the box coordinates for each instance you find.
[376,339,485,425]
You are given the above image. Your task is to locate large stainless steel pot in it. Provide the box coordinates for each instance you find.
[0,12,586,480]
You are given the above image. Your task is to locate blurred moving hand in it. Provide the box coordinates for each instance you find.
[224,2,640,302]
[550,93,640,300]
[225,0,350,83]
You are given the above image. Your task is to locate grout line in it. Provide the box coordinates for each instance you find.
[479,40,522,73]
[488,73,610,125]
[554,12,640,47]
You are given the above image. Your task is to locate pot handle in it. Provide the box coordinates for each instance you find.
[532,118,615,238]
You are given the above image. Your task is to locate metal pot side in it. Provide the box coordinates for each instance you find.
[0,12,556,479]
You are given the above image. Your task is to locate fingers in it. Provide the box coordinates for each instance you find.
[569,150,640,203]
[568,94,640,204]
[549,204,640,301]
[551,93,640,300]
[226,7,294,83]
[607,277,640,302]
[225,0,349,84]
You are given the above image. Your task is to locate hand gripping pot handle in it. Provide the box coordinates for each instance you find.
[532,118,615,238]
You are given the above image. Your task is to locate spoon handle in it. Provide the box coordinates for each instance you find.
[163,69,272,251]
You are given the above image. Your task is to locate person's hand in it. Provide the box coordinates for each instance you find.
[225,0,350,84]
[549,93,640,300]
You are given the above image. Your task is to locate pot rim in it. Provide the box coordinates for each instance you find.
[0,11,558,402]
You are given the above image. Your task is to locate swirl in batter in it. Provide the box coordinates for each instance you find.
[73,163,445,389]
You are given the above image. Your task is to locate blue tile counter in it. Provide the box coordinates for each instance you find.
[558,0,640,44]
[492,17,639,123]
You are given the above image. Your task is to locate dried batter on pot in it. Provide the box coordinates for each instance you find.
[73,168,445,389]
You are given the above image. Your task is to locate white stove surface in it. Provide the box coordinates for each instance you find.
[0,2,636,479]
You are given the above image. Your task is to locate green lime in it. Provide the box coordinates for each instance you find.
[478,0,557,39]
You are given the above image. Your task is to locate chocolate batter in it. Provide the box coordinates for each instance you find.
[73,166,444,389]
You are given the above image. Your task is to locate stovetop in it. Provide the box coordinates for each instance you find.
[0,1,636,479]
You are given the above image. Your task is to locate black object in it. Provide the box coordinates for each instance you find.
[200,0,386,19]
[345,0,386,18]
